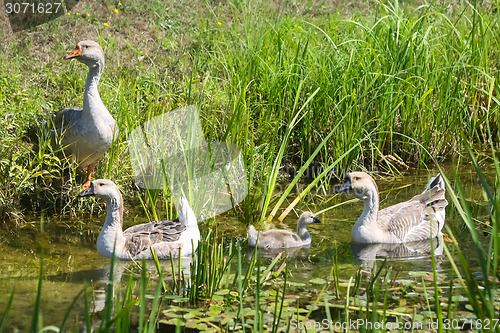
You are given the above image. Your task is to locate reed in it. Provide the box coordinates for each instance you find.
[1,0,499,221]
[0,0,499,331]
[189,227,234,304]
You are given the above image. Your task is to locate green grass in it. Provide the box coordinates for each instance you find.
[0,0,499,331]
[0,0,499,220]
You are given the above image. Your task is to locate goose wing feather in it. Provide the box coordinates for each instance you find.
[123,220,186,257]
[52,106,83,130]
[379,187,447,242]
[257,230,302,248]
[133,242,184,259]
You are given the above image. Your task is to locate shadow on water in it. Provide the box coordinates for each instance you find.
[0,165,494,330]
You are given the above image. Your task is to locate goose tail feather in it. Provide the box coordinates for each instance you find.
[424,173,445,192]
[178,197,197,227]
[247,225,258,247]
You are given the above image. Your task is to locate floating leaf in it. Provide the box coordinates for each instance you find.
[165,312,182,318]
[215,289,230,296]
[185,321,198,329]
[309,278,326,285]
[172,297,189,303]
[413,314,424,322]
[393,307,409,313]
[196,323,208,330]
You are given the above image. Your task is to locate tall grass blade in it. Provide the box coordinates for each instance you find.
[268,110,350,220]
[0,289,14,333]
[261,84,320,222]
[59,288,85,332]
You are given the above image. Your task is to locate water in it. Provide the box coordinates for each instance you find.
[0,167,492,330]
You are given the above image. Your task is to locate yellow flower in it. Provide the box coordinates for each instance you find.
[67,12,70,15]
[103,22,109,27]
[217,21,222,25]
[118,2,122,5]
[76,12,80,15]
[114,9,119,13]
[87,13,90,17]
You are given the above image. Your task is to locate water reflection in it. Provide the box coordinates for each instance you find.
[0,166,492,330]
[247,244,311,259]
[351,235,445,270]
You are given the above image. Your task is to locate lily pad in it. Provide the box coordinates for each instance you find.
[172,297,189,303]
[309,278,327,285]
[215,289,230,296]
[196,323,208,330]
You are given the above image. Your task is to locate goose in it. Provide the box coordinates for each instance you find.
[78,179,200,260]
[247,212,321,249]
[335,172,448,244]
[52,41,118,188]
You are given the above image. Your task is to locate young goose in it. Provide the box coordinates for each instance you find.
[53,41,118,188]
[78,179,200,260]
[335,172,448,244]
[247,212,321,249]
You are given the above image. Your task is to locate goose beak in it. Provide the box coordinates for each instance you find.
[64,44,82,60]
[78,182,95,197]
[335,182,351,194]
[313,217,322,224]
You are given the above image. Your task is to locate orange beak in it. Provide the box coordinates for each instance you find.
[63,44,81,60]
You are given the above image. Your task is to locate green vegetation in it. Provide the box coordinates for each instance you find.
[0,0,499,220]
[1,182,498,332]
[0,0,499,331]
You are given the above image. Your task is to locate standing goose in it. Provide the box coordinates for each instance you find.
[247,212,321,249]
[52,41,118,188]
[78,179,200,260]
[335,172,448,244]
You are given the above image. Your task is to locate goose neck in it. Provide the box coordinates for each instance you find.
[356,191,379,228]
[98,193,125,254]
[103,195,123,229]
[83,64,105,117]
[297,227,311,241]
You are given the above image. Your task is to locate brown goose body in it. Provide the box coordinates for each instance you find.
[247,212,321,249]
[78,179,200,259]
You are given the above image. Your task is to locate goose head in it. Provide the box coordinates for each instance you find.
[64,40,105,69]
[297,212,321,231]
[78,179,121,202]
[335,172,379,200]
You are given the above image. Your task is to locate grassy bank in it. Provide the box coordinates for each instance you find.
[0,1,499,331]
[0,0,499,221]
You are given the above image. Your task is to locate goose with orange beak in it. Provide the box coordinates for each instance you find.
[51,41,118,188]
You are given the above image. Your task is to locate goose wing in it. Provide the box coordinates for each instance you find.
[380,187,448,242]
[268,230,302,248]
[255,229,302,248]
[123,220,186,257]
[52,107,83,132]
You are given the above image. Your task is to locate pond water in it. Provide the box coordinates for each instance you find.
[0,167,492,331]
